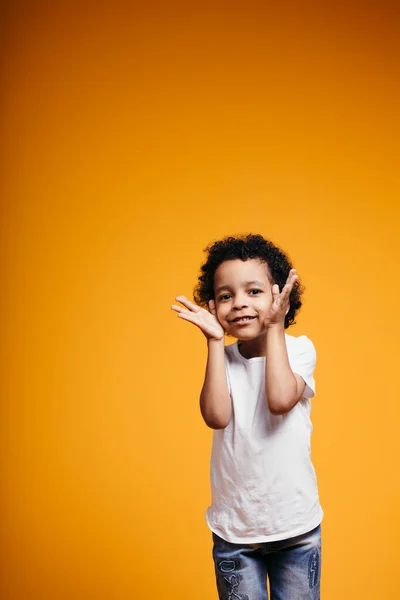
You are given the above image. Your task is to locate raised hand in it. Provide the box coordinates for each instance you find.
[265,269,299,327]
[171,296,225,341]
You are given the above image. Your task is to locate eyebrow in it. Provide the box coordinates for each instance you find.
[215,280,265,294]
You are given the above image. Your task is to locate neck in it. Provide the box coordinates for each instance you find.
[238,333,267,359]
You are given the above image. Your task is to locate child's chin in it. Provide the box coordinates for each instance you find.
[231,328,263,340]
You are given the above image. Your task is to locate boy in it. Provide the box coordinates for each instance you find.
[171,234,323,600]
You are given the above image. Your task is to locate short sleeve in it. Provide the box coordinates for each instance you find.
[288,335,317,399]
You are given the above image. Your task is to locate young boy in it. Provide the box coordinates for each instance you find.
[171,234,323,600]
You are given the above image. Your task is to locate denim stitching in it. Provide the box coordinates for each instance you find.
[220,560,236,573]
[217,561,249,600]
[223,574,244,600]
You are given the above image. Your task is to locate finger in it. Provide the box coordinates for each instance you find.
[177,312,215,335]
[272,283,280,300]
[208,299,216,315]
[175,296,200,312]
[286,269,298,288]
[280,273,297,300]
[284,269,297,283]
[280,283,293,302]
[171,304,189,313]
[272,285,291,311]
[176,311,200,324]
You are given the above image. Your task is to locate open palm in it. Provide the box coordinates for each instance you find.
[171,296,224,340]
[265,269,298,326]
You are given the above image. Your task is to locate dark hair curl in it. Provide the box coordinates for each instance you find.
[193,234,304,329]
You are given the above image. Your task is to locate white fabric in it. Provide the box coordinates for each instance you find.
[206,334,323,544]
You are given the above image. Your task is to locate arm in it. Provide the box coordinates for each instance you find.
[265,324,306,415]
[264,269,306,415]
[171,296,231,429]
[200,339,231,429]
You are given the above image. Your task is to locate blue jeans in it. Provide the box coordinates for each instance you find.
[212,525,321,600]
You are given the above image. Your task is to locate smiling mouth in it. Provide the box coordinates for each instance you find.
[231,316,256,323]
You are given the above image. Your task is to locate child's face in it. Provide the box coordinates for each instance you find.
[213,258,274,340]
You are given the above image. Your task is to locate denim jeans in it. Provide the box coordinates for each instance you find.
[212,525,321,600]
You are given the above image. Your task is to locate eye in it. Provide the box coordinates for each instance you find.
[218,293,232,301]
[249,289,263,295]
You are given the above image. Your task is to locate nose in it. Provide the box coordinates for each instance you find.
[233,295,248,310]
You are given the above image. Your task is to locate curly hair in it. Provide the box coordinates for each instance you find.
[193,234,304,329]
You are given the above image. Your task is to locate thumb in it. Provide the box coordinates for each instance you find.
[208,299,217,315]
[272,284,280,302]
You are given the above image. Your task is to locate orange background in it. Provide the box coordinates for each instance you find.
[2,1,399,598]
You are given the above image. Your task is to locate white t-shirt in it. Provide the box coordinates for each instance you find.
[206,333,323,544]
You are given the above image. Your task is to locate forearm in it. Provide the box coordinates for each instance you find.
[265,325,299,415]
[200,339,231,429]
